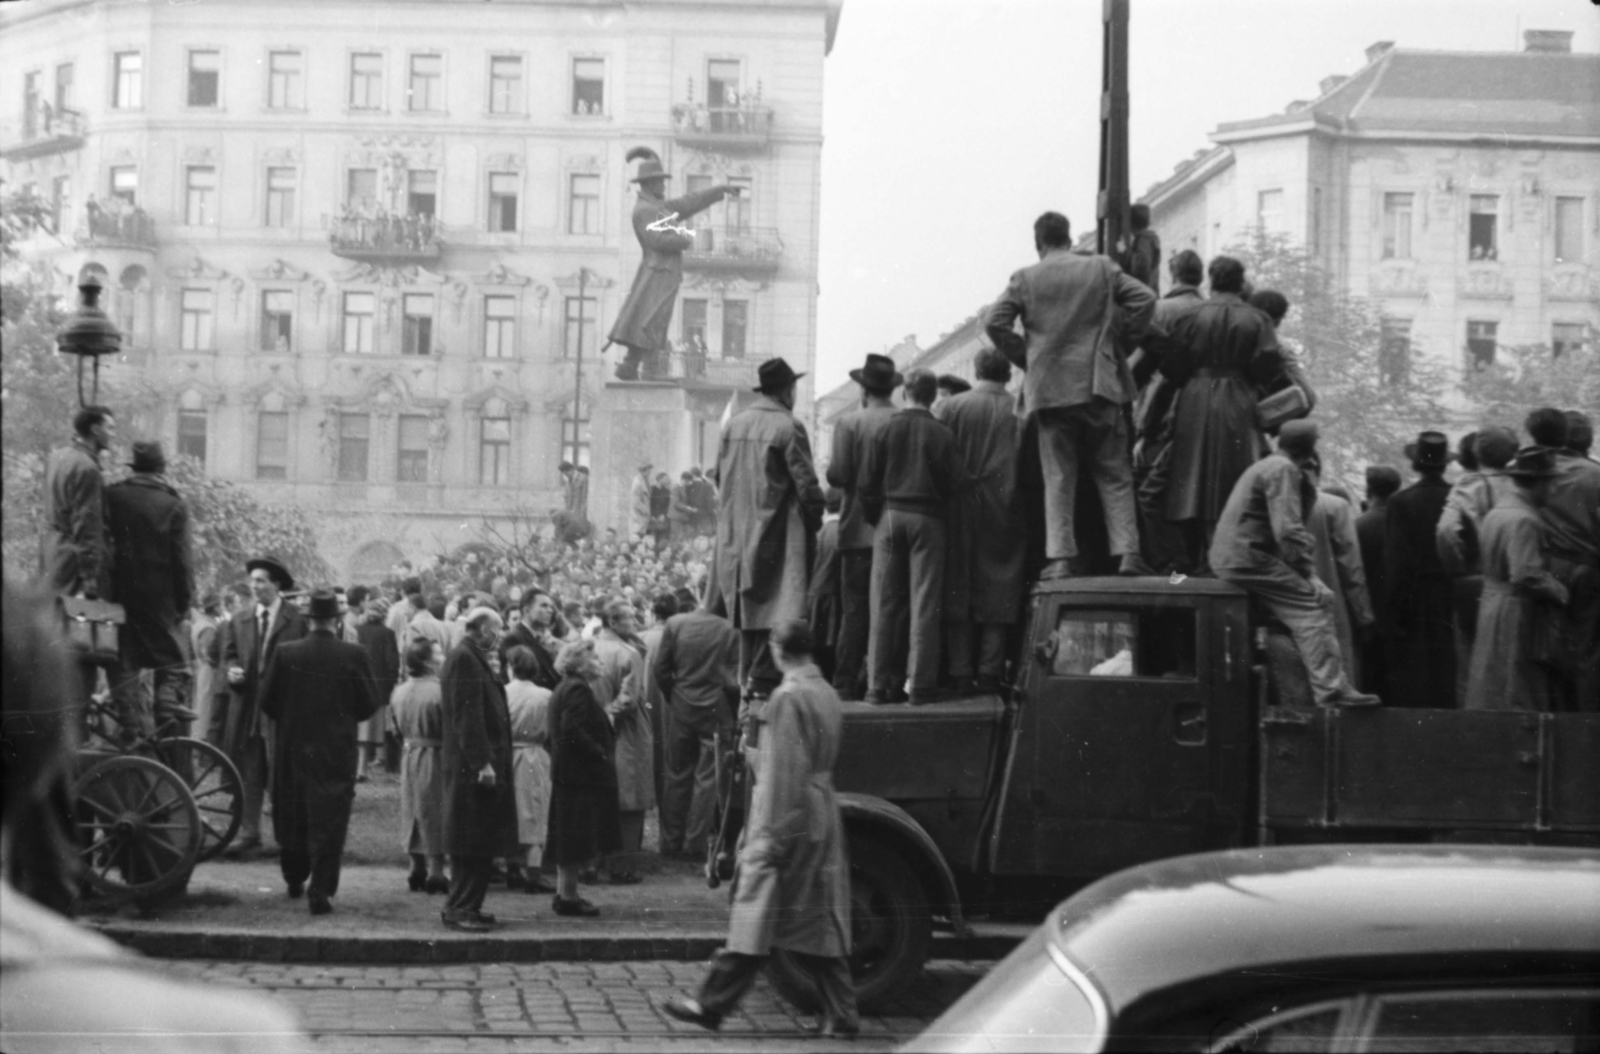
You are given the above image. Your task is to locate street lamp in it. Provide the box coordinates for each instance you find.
[571,267,591,466]
[57,274,122,408]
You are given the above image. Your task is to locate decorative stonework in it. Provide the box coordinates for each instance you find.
[1371,265,1428,298]
[1546,268,1599,302]
[333,262,449,287]
[564,154,602,171]
[167,257,229,281]
[554,270,614,291]
[251,258,314,282]
[485,153,524,170]
[1458,266,1513,301]
[182,145,217,164]
[475,263,532,287]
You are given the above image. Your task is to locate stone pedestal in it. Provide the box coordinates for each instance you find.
[590,382,697,536]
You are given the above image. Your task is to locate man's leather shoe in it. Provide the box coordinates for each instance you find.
[1325,690,1381,708]
[308,892,332,916]
[523,874,558,894]
[552,895,600,917]
[424,875,450,895]
[662,998,722,1032]
[1039,558,1075,580]
[287,881,304,899]
[1119,553,1155,577]
[442,912,492,932]
[814,1016,861,1038]
[407,870,426,893]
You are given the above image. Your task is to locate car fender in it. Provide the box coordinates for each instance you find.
[838,792,970,938]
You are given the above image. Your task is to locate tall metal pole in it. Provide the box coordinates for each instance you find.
[572,267,588,463]
[1096,0,1130,258]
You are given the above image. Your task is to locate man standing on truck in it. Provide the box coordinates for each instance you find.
[825,354,901,700]
[984,211,1155,579]
[1211,420,1379,708]
[1524,408,1600,712]
[1384,432,1458,708]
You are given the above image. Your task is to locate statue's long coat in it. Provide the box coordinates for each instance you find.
[607,185,727,352]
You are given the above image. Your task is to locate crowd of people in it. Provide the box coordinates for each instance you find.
[328,204,440,254]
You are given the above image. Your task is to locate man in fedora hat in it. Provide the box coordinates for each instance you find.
[1382,430,1457,708]
[1524,408,1600,712]
[607,146,743,381]
[1211,421,1379,708]
[259,589,382,914]
[707,357,825,702]
[220,555,307,854]
[824,353,902,699]
[104,440,197,741]
[1464,446,1570,712]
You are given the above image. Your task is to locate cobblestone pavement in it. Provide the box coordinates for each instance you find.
[158,958,991,1052]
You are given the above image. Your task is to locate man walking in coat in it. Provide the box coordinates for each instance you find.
[104,441,196,741]
[938,349,1025,691]
[707,358,826,701]
[1525,408,1600,712]
[984,211,1155,578]
[1211,422,1379,708]
[220,556,307,855]
[825,354,900,700]
[258,590,381,915]
[653,595,739,860]
[42,405,115,599]
[608,147,741,381]
[664,619,857,1036]
[1383,432,1457,708]
[439,607,515,932]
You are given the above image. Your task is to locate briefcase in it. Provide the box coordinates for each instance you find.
[1256,382,1311,432]
[58,596,125,667]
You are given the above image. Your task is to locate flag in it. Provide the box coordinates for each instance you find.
[719,392,737,433]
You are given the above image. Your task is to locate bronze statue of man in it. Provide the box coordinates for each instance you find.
[607,147,740,381]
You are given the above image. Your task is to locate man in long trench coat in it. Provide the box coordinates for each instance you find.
[664,619,856,1035]
[259,590,381,914]
[707,358,826,700]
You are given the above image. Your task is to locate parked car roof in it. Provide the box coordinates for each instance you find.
[1053,844,1600,1014]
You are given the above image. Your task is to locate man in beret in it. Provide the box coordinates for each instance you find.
[1211,421,1378,707]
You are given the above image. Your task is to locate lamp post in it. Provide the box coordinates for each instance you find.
[57,274,122,408]
[571,267,590,465]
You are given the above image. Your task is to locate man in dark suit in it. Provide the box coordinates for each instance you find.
[104,441,195,741]
[1355,466,1401,696]
[1383,433,1457,708]
[348,586,399,779]
[496,587,561,690]
[259,590,381,914]
[219,556,307,855]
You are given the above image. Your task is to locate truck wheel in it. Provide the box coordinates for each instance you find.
[767,838,933,1013]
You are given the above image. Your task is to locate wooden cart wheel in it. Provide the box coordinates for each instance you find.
[73,754,202,903]
[151,737,243,862]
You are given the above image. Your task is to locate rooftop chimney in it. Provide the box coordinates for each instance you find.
[1285,100,1311,114]
[1365,40,1395,64]
[1524,29,1573,54]
[1319,74,1349,96]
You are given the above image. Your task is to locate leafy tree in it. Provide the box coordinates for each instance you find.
[1457,335,1600,437]
[1222,227,1453,492]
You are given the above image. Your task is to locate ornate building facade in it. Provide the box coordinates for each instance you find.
[1,0,840,578]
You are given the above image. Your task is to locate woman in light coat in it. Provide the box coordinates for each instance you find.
[505,644,556,895]
[591,599,655,884]
[390,637,448,893]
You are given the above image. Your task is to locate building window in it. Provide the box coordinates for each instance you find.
[408,53,442,112]
[185,166,216,226]
[563,295,596,358]
[177,410,207,468]
[1555,197,1584,264]
[1256,189,1284,234]
[267,50,303,109]
[110,166,138,206]
[114,52,142,109]
[479,417,511,486]
[568,173,600,234]
[402,294,433,356]
[1381,192,1414,260]
[571,58,604,115]
[338,413,370,482]
[727,176,753,231]
[256,412,289,479]
[179,289,214,350]
[260,290,294,351]
[681,298,708,353]
[561,401,589,468]
[707,59,740,106]
[487,172,518,232]
[23,71,39,140]
[346,168,377,210]
[722,300,748,359]
[187,50,220,107]
[349,52,383,110]
[55,62,74,112]
[343,292,375,353]
[488,55,522,114]
[407,170,437,217]
[1552,322,1587,358]
[397,414,429,482]
[1467,320,1498,370]
[265,166,296,226]
[1379,318,1411,387]
[1469,196,1498,260]
[483,295,515,358]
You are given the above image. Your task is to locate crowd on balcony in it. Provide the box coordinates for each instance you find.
[670,89,770,136]
[330,205,440,254]
[82,194,152,245]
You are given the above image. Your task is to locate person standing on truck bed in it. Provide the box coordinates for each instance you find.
[984,210,1155,579]
[1303,453,1375,689]
[1211,420,1379,708]
[1383,431,1457,709]
[1524,408,1600,713]
[937,347,1026,692]
[825,354,901,701]
[859,368,966,705]
[1355,466,1401,695]
[1436,427,1519,707]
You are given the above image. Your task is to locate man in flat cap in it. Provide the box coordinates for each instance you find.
[1211,421,1378,707]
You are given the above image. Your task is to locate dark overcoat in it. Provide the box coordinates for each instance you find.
[806,518,842,650]
[220,602,308,767]
[497,622,560,690]
[105,473,193,670]
[938,380,1026,624]
[259,630,381,859]
[1384,475,1457,708]
[40,438,108,597]
[608,185,728,352]
[439,637,516,858]
[546,675,623,865]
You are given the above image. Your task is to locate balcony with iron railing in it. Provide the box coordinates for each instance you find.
[670,103,774,150]
[326,209,442,263]
[76,199,157,250]
[1,106,85,162]
[682,224,783,276]
[621,347,761,390]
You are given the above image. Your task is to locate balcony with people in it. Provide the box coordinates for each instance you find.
[670,79,773,151]
[78,195,156,250]
[681,224,783,276]
[623,340,761,391]
[0,104,85,162]
[328,205,442,263]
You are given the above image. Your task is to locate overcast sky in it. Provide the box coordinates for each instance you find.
[812,0,1600,391]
